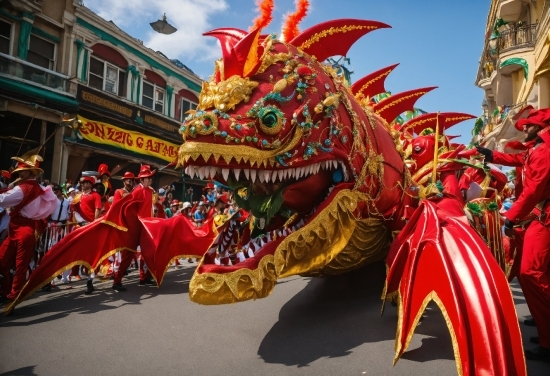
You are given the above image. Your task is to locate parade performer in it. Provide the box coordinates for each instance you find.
[113,171,135,204]
[0,152,56,303]
[97,163,112,197]
[174,4,527,372]
[477,107,550,362]
[70,175,102,294]
[111,165,156,290]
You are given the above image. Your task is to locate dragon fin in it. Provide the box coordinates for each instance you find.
[350,63,399,101]
[384,199,526,376]
[373,87,437,125]
[399,112,476,135]
[290,19,390,62]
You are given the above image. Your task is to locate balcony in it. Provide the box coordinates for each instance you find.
[499,23,537,53]
[0,52,70,95]
[477,52,498,84]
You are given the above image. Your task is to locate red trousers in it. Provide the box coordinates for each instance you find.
[113,250,150,284]
[0,217,36,299]
[518,219,550,348]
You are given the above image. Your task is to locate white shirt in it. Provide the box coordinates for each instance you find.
[51,196,71,222]
[0,182,57,220]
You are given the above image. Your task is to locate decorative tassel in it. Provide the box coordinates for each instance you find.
[250,0,274,31]
[281,0,310,41]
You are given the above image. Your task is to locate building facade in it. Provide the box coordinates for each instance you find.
[0,0,203,194]
[474,0,550,150]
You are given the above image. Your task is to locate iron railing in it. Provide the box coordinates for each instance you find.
[499,23,537,52]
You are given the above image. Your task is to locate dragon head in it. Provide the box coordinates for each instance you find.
[178,18,444,304]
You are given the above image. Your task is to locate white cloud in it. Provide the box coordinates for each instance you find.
[86,0,228,64]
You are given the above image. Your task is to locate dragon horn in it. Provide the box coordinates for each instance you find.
[399,112,476,135]
[281,0,310,41]
[290,19,390,62]
[350,63,399,101]
[373,87,437,125]
[204,27,264,78]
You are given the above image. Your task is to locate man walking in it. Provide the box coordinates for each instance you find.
[0,153,56,304]
[477,108,550,361]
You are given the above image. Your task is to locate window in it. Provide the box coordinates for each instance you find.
[27,34,55,70]
[142,81,165,113]
[179,98,197,121]
[88,56,126,96]
[0,19,12,55]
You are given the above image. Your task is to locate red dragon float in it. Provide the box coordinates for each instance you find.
[174,2,526,375]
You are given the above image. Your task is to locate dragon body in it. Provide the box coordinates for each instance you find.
[177,17,526,376]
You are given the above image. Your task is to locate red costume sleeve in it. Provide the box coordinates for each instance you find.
[93,192,102,209]
[112,189,124,205]
[506,144,550,222]
[492,150,526,167]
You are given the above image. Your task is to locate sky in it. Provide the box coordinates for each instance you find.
[86,0,490,145]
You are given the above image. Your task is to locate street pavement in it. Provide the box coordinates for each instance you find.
[0,261,549,376]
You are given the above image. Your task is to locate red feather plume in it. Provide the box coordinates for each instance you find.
[281,0,310,41]
[250,0,274,31]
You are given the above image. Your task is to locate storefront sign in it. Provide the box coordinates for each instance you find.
[76,115,179,163]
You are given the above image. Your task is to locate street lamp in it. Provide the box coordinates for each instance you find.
[150,13,177,35]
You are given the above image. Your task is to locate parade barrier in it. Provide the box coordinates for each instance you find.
[35,222,77,255]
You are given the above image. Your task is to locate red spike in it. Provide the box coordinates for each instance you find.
[203,28,264,79]
[290,19,390,62]
[373,87,437,125]
[399,112,476,135]
[351,63,399,100]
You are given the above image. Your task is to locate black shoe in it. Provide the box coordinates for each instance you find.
[112,283,127,292]
[84,280,94,295]
[525,346,550,362]
[530,336,540,344]
[524,318,537,327]
[139,278,155,286]
[41,283,52,292]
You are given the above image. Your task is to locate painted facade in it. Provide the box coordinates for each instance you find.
[0,0,203,193]
[474,0,550,151]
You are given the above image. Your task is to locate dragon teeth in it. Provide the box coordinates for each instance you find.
[250,169,257,183]
[258,170,265,183]
[233,169,241,181]
[278,169,284,182]
[243,169,250,179]
[221,168,230,182]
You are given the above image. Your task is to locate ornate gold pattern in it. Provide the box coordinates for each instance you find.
[189,255,277,304]
[178,127,304,167]
[299,25,377,50]
[274,189,365,278]
[198,75,259,111]
[257,52,292,74]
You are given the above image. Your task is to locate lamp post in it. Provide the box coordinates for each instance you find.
[150,13,177,35]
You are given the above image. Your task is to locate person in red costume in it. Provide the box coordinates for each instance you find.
[0,153,57,304]
[477,108,550,361]
[70,175,102,294]
[112,171,135,204]
[111,165,156,291]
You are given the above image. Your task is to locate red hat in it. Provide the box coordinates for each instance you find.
[0,170,11,179]
[137,164,156,179]
[98,163,111,177]
[80,176,96,185]
[122,171,136,180]
[515,108,550,131]
[203,182,215,191]
[171,199,179,206]
[216,192,230,205]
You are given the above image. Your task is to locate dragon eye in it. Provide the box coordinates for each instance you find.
[258,106,284,135]
[414,146,422,153]
[262,112,278,127]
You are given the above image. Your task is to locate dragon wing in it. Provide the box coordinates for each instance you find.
[5,190,152,315]
[384,199,526,376]
[138,215,218,286]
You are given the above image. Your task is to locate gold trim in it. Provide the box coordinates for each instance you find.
[375,91,431,115]
[299,25,377,50]
[355,68,393,101]
[100,220,128,232]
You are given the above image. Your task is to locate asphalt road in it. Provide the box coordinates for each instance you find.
[0,262,549,376]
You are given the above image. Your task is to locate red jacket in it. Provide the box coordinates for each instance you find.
[493,141,550,223]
